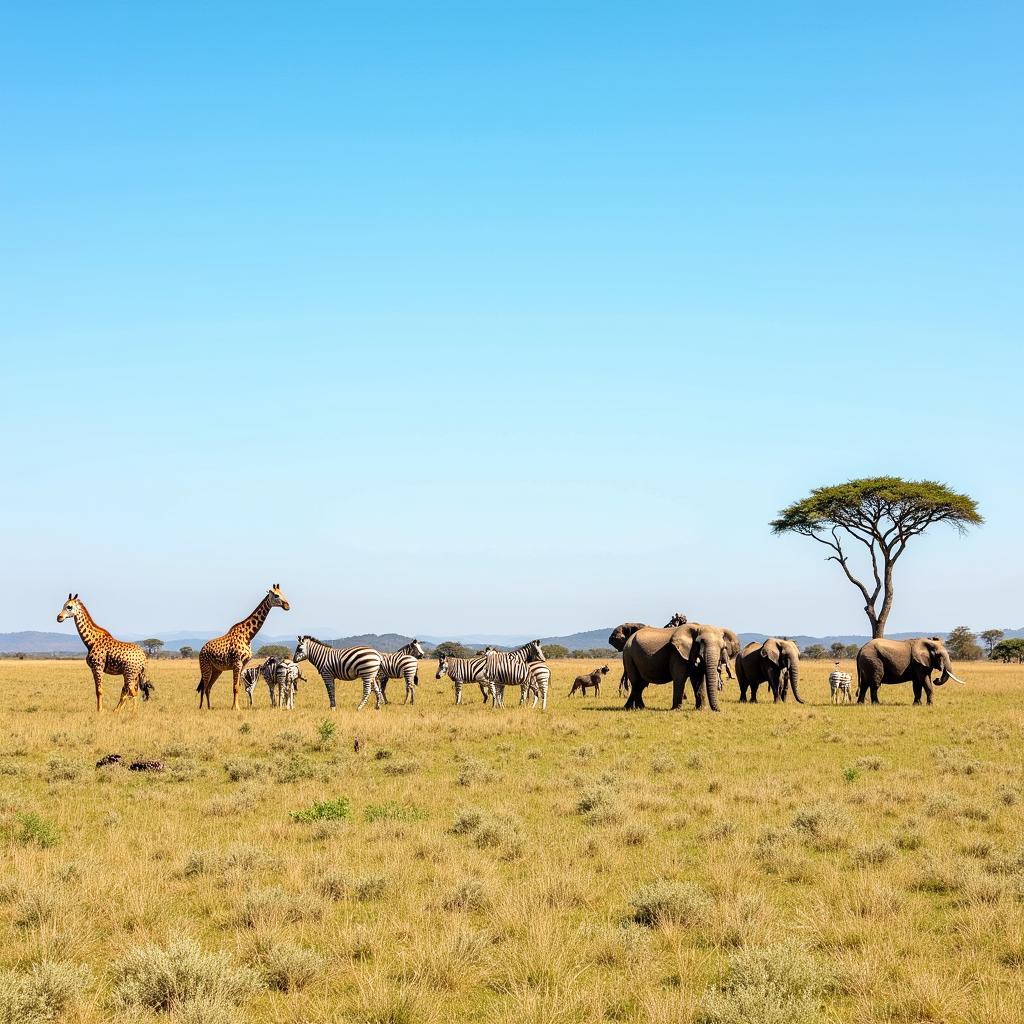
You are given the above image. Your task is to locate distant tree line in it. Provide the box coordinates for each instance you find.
[802,627,1016,662]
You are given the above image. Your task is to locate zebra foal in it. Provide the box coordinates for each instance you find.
[293,636,384,710]
[378,639,425,705]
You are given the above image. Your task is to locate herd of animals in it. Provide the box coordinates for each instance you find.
[53,587,968,713]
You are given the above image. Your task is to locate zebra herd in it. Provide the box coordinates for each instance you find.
[435,640,551,709]
[242,637,551,711]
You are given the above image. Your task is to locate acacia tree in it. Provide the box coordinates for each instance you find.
[771,477,982,639]
[980,629,1004,658]
[141,638,164,657]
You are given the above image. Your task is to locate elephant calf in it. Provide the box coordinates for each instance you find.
[735,638,803,704]
[856,637,965,704]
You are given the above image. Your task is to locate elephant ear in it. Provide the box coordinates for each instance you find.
[760,640,781,664]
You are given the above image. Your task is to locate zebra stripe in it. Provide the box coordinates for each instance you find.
[483,640,549,710]
[435,654,491,705]
[293,636,384,710]
[378,639,425,705]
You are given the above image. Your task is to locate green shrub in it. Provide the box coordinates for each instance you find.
[291,798,350,824]
[16,813,59,849]
[110,939,260,1012]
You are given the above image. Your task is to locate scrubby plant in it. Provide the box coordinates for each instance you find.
[0,960,90,1024]
[697,943,831,1024]
[15,812,59,849]
[630,880,711,928]
[290,797,350,823]
[248,938,320,992]
[110,938,260,1012]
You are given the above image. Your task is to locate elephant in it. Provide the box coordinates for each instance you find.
[856,636,965,704]
[609,622,645,695]
[735,638,803,704]
[619,622,731,712]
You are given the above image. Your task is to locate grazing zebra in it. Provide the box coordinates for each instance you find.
[378,639,425,705]
[293,636,384,710]
[483,640,550,710]
[435,652,491,705]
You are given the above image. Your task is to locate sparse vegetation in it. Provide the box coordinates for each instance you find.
[0,657,1021,1022]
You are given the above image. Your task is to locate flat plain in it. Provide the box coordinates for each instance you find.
[1,657,1022,1024]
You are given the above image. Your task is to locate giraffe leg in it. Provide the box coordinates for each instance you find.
[231,664,243,710]
[90,664,104,712]
[203,668,222,709]
[113,670,138,713]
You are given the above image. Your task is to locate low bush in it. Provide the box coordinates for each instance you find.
[291,797,350,823]
[630,880,711,928]
[110,938,260,1012]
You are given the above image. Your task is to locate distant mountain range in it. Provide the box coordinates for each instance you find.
[4,626,1022,656]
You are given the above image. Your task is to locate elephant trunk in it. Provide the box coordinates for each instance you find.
[935,651,952,686]
[702,637,721,712]
[788,658,804,703]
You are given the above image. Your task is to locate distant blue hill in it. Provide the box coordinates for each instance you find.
[4,626,1021,657]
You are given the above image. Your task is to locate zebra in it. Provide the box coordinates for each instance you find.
[378,639,425,705]
[268,658,306,709]
[242,660,270,707]
[293,636,384,710]
[829,666,853,704]
[483,640,550,710]
[435,652,491,705]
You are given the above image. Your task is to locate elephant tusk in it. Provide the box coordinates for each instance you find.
[948,671,966,684]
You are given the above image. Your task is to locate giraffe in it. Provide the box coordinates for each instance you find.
[56,594,151,712]
[196,584,290,709]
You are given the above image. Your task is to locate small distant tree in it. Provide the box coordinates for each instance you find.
[544,644,570,659]
[179,646,195,659]
[434,641,472,660]
[16,652,26,661]
[829,642,846,659]
[772,477,982,638]
[256,644,291,660]
[992,638,1024,663]
[141,639,164,657]
[802,644,828,660]
[945,626,983,661]
[980,629,1004,658]
[844,643,860,659]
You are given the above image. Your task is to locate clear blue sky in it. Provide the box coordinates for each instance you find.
[2,3,1020,638]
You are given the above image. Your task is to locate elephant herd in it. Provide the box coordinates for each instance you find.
[608,614,965,711]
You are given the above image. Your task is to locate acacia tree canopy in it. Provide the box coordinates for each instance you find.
[771,476,982,638]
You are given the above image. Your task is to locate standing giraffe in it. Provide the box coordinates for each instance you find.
[196,584,290,710]
[56,594,152,712]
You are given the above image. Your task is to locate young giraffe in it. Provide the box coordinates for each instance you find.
[56,594,151,712]
[196,584,290,710]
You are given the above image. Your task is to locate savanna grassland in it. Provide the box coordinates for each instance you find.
[1,657,1023,1024]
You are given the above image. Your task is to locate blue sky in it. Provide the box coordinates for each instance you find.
[1,3,1020,638]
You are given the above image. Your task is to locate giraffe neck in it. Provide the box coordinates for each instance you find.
[72,603,104,651]
[235,595,273,645]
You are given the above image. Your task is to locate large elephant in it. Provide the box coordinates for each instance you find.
[735,638,803,704]
[619,622,731,712]
[856,636,964,704]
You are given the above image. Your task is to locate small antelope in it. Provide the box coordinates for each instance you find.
[569,665,609,697]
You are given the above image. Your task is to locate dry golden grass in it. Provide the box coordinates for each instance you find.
[1,656,1023,1022]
